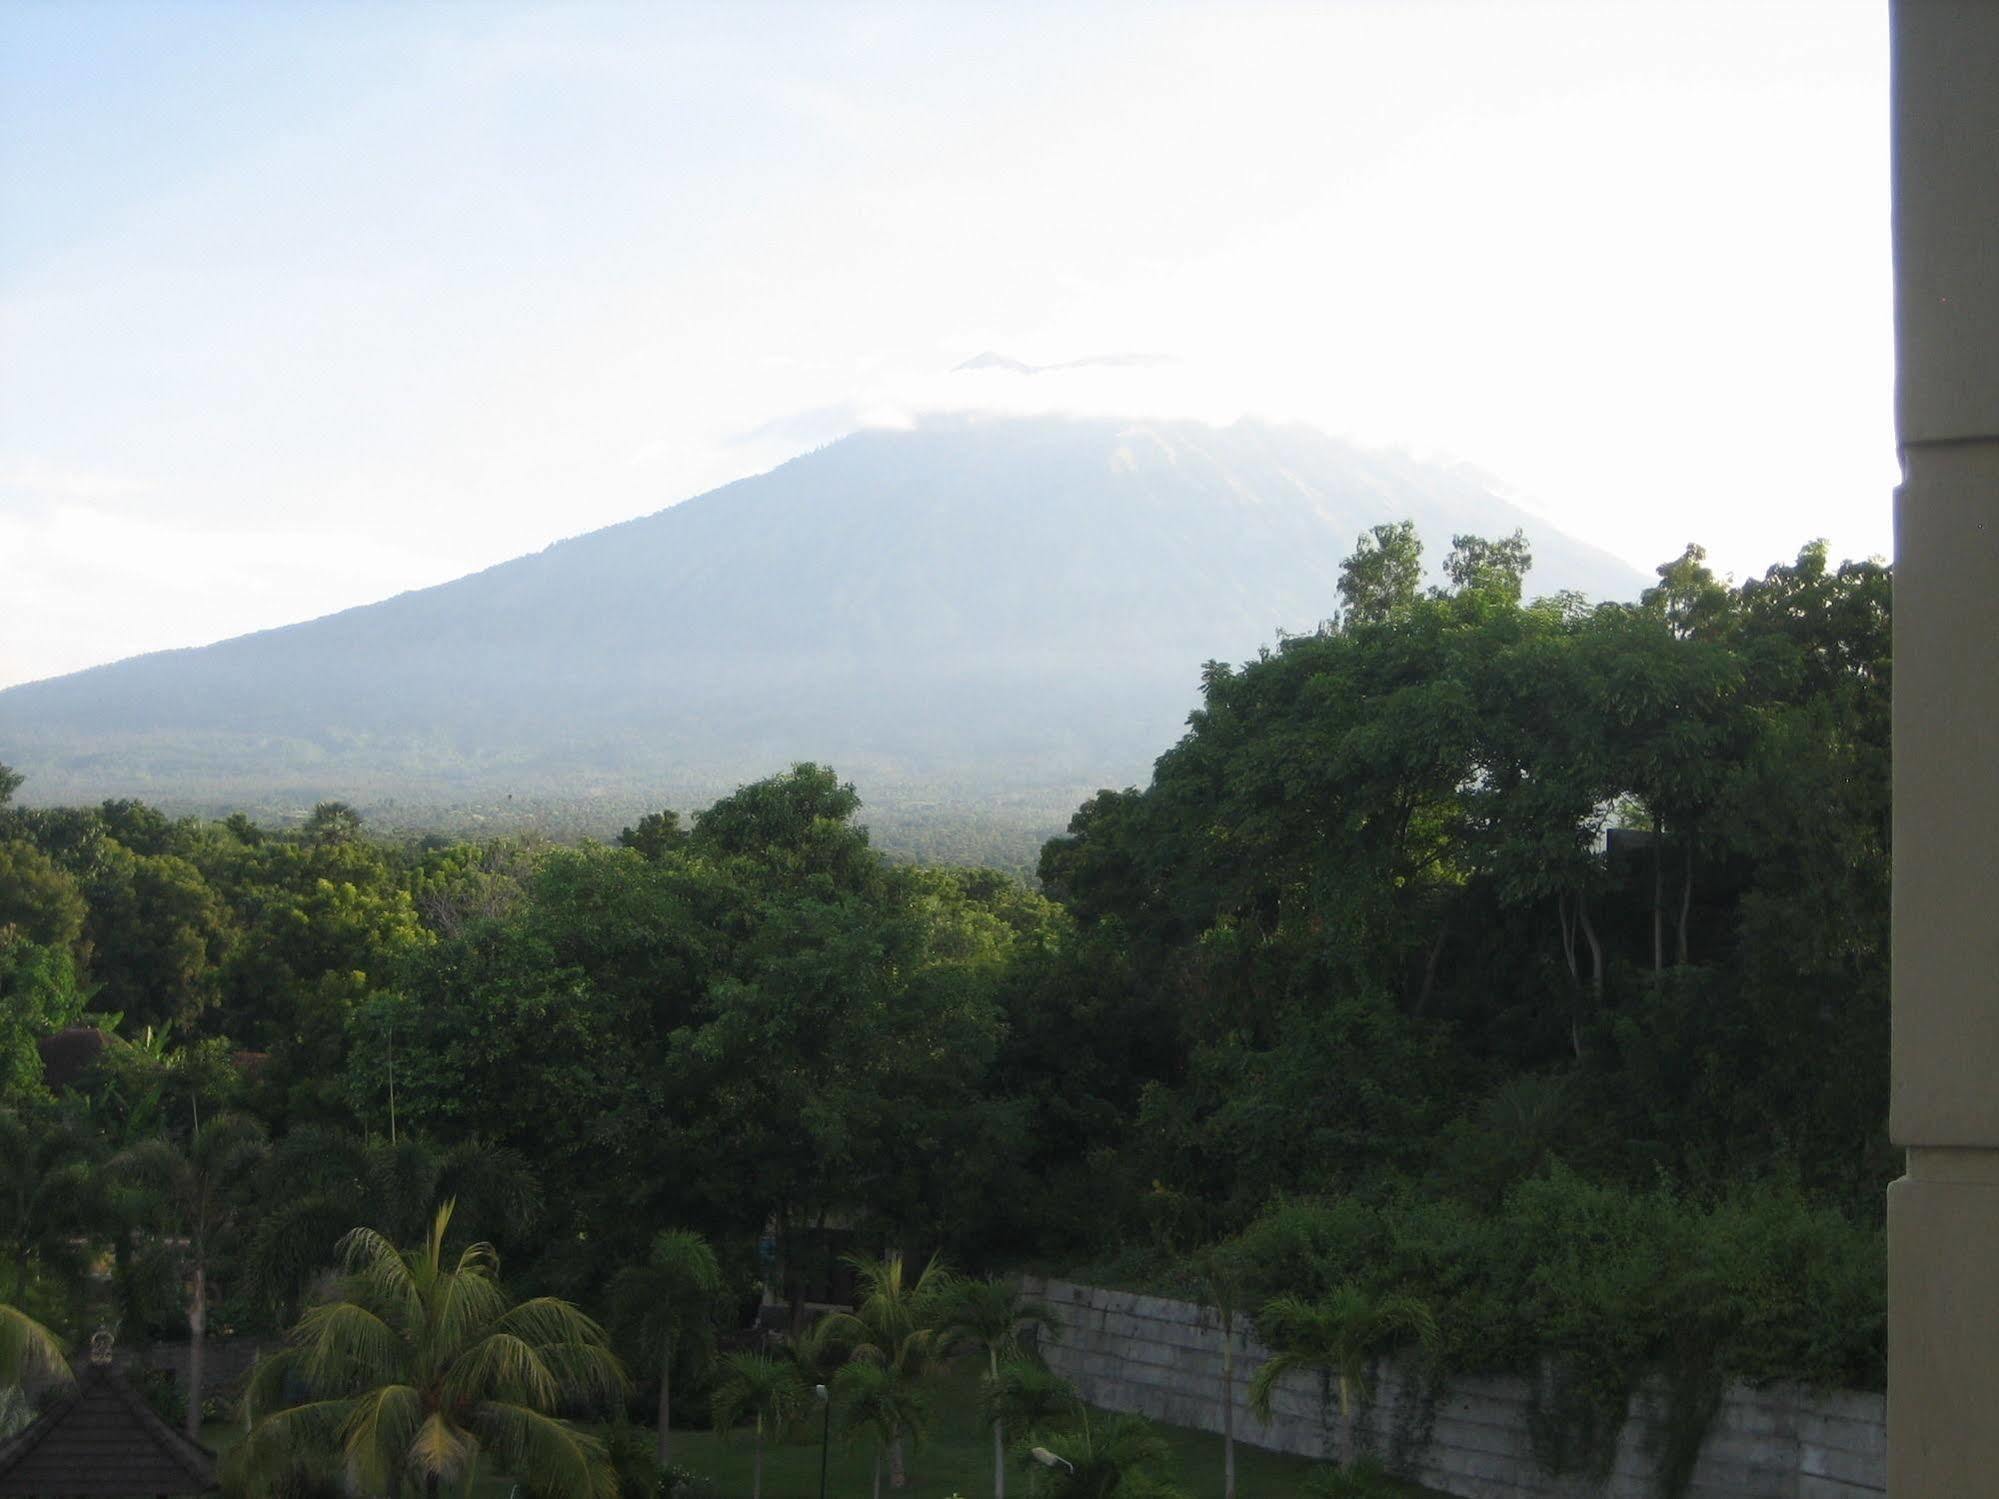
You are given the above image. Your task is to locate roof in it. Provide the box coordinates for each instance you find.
[0,1364,219,1496]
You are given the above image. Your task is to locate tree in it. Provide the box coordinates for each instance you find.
[609,1228,722,1467]
[1188,1248,1247,1499]
[111,1111,268,1436]
[711,1352,806,1499]
[1443,529,1532,602]
[1337,521,1422,625]
[819,1253,954,1488]
[834,1357,929,1499]
[236,1202,624,1499]
[618,810,688,861]
[1248,1286,1438,1471]
[1018,1411,1182,1499]
[940,1277,1063,1499]
[0,1302,68,1390]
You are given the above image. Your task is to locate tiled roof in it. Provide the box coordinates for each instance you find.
[0,1365,219,1496]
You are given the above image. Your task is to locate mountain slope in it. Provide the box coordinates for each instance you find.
[0,415,1643,825]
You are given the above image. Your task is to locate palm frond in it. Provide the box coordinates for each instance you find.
[473,1399,619,1499]
[0,1304,69,1388]
[340,1383,423,1491]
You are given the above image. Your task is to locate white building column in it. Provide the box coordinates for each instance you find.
[1888,3,1999,1492]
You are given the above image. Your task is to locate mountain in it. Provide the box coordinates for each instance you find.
[0,415,1643,847]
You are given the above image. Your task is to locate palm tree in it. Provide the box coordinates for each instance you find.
[833,1357,929,1499]
[1018,1410,1176,1499]
[982,1360,1076,1462]
[1188,1249,1245,1499]
[940,1277,1063,1499]
[711,1352,806,1499]
[234,1202,625,1499]
[111,1109,267,1437]
[819,1253,954,1488]
[1247,1286,1439,1471]
[248,1126,541,1324]
[608,1228,722,1466]
[0,1302,69,1390]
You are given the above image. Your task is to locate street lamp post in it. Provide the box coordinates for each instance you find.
[816,1383,831,1499]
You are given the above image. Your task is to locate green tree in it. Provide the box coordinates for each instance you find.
[236,1202,624,1499]
[834,1357,929,1499]
[111,1111,268,1435]
[939,1277,1063,1499]
[1249,1287,1439,1471]
[1189,1248,1247,1499]
[819,1253,955,1488]
[1443,529,1532,602]
[608,1228,723,1467]
[1020,1411,1182,1499]
[711,1352,807,1499]
[1337,521,1422,625]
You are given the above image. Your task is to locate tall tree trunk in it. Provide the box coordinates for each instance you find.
[1412,920,1448,1017]
[425,1475,440,1499]
[1220,1314,1236,1499]
[1651,814,1664,974]
[994,1417,1006,1499]
[873,1444,883,1499]
[1676,843,1694,966]
[657,1339,674,1467]
[185,1261,206,1439]
[890,1430,907,1488]
[1336,1375,1356,1471]
[1577,896,1604,1001]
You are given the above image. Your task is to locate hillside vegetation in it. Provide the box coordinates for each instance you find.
[0,523,1885,1496]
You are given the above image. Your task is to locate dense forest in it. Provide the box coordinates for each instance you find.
[0,525,1888,1492]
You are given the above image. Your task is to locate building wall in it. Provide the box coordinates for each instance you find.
[1021,1276,1884,1499]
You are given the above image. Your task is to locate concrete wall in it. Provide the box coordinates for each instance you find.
[1020,1277,1883,1499]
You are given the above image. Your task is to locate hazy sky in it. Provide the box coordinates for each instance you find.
[0,0,1893,690]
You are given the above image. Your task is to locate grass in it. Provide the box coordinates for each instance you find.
[203,1367,1451,1498]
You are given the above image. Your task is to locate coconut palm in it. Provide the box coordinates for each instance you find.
[111,1109,267,1436]
[711,1352,806,1499]
[939,1277,1064,1499]
[0,1302,69,1391]
[833,1357,929,1499]
[818,1253,954,1488]
[1248,1286,1439,1471]
[608,1228,722,1466]
[234,1201,625,1499]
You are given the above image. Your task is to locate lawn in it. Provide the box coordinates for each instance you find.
[203,1368,1450,1498]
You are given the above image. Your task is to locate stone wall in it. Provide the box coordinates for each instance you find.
[1019,1277,1883,1499]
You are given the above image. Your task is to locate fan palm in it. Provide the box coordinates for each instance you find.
[939,1277,1063,1499]
[111,1109,267,1436]
[711,1352,807,1499]
[234,1201,625,1499]
[818,1253,954,1488]
[1247,1286,1439,1471]
[608,1228,722,1466]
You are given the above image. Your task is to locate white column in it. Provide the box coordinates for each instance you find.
[1888,3,1999,1492]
